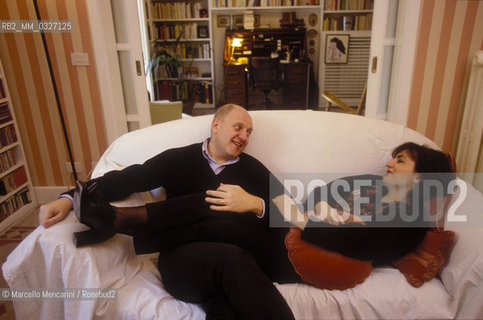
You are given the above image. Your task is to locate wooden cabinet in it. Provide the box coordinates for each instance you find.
[0,59,36,234]
[224,62,311,109]
[224,64,247,107]
[282,62,310,109]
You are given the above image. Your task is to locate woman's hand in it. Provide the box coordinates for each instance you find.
[312,201,366,226]
[205,183,263,216]
[39,197,73,228]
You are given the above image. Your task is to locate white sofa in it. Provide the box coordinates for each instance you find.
[3,110,483,319]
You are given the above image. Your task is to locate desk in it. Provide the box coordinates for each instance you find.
[224,62,311,109]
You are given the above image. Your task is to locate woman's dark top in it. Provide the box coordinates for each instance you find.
[301,174,429,266]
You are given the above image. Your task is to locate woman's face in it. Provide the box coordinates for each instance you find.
[386,149,416,174]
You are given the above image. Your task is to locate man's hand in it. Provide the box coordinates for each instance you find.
[205,183,263,216]
[39,197,73,228]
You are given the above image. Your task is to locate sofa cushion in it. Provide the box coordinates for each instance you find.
[392,230,455,287]
[285,227,372,290]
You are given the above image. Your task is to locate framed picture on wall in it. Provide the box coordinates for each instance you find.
[197,26,209,38]
[232,15,243,28]
[325,34,349,64]
[217,15,230,28]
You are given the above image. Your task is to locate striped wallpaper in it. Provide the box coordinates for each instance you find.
[0,0,482,189]
[408,0,483,153]
[0,0,107,188]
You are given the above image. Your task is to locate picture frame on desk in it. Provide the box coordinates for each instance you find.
[197,26,209,38]
[325,34,349,64]
[217,15,230,28]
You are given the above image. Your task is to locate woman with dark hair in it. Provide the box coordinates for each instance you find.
[296,142,455,266]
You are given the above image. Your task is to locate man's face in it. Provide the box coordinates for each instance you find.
[210,107,253,162]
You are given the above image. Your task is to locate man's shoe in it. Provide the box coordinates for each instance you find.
[73,180,116,247]
[73,229,117,247]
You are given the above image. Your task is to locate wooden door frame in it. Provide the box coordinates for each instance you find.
[85,0,150,144]
[85,0,128,144]
[365,0,421,125]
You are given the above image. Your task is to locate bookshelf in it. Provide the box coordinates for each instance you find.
[322,0,373,31]
[319,0,373,108]
[144,0,215,108]
[0,58,36,234]
[211,0,321,10]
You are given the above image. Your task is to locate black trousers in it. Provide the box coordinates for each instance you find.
[139,194,299,319]
[158,242,295,320]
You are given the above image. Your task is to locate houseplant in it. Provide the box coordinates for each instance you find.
[145,31,197,105]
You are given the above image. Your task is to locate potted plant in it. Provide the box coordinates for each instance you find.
[145,31,196,105]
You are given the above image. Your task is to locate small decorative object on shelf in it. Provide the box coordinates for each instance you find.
[197,26,209,38]
[217,15,231,27]
[0,58,36,232]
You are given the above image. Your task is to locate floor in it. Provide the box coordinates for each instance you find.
[0,208,39,320]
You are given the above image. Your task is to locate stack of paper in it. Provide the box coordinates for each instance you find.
[244,10,255,29]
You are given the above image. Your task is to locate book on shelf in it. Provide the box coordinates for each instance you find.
[202,44,211,59]
[156,81,172,101]
[323,13,372,30]
[186,82,213,104]
[0,149,16,174]
[213,0,316,7]
[0,187,31,222]
[0,102,13,124]
[324,0,373,10]
[151,2,203,20]
[200,82,213,104]
[0,124,17,148]
[155,80,190,101]
[156,23,199,41]
[343,16,354,30]
[0,166,27,195]
[0,81,5,99]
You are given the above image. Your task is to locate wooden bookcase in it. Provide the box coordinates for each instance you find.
[143,0,215,109]
[0,59,36,234]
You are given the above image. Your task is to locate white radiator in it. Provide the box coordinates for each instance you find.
[455,51,483,192]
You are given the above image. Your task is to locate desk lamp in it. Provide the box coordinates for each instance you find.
[230,37,243,64]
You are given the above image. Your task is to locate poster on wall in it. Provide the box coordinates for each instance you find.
[325,34,349,64]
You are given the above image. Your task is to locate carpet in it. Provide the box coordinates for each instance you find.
[0,208,39,320]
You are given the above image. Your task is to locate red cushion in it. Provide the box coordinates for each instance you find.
[285,228,372,290]
[392,230,455,287]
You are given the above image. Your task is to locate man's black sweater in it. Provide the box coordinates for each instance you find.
[92,142,276,253]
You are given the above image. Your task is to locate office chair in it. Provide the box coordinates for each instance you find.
[322,82,367,115]
[149,100,182,124]
[249,57,283,108]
